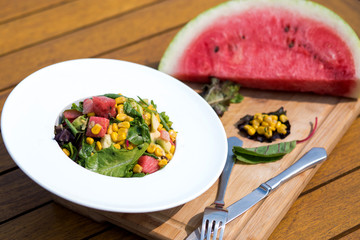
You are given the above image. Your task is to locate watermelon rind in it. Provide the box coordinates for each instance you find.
[158,0,360,98]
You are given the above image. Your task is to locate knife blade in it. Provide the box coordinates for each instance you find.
[186,147,327,240]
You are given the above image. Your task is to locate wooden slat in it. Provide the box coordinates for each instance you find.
[0,0,74,23]
[0,203,109,240]
[0,169,52,222]
[88,226,144,240]
[0,0,224,90]
[269,170,360,239]
[304,116,360,191]
[0,132,17,173]
[0,0,161,56]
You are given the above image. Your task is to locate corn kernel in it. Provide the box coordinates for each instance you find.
[133,164,143,173]
[117,104,124,114]
[156,114,160,123]
[118,121,130,129]
[116,113,127,121]
[277,124,288,134]
[263,115,273,124]
[126,143,134,150]
[269,121,276,131]
[257,126,266,135]
[86,137,94,145]
[148,105,156,111]
[118,127,128,135]
[165,153,173,160]
[107,125,113,134]
[91,124,102,135]
[126,116,134,122]
[276,121,282,129]
[254,113,263,122]
[117,131,127,141]
[96,141,102,151]
[169,130,177,142]
[158,159,168,168]
[87,112,95,117]
[264,129,273,138]
[155,147,164,157]
[270,115,278,121]
[112,123,119,132]
[147,143,156,153]
[62,148,70,156]
[170,145,175,154]
[113,143,121,149]
[111,132,119,142]
[144,112,151,125]
[115,96,126,105]
[279,114,288,123]
[261,121,269,127]
[157,124,164,131]
[251,119,261,128]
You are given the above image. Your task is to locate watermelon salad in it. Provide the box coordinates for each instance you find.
[159,0,360,98]
[54,94,177,178]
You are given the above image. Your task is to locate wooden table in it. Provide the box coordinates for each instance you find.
[1,0,359,239]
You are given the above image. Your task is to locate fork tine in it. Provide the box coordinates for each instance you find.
[200,219,207,239]
[218,221,225,240]
[212,221,221,240]
[206,220,213,240]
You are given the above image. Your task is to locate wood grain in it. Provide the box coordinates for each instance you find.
[0,0,74,23]
[0,0,359,239]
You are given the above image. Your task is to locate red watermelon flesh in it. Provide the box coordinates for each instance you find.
[138,155,160,174]
[86,116,109,138]
[92,96,116,118]
[158,0,360,98]
[63,109,83,122]
[82,98,94,114]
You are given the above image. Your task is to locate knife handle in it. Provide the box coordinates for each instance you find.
[263,148,327,191]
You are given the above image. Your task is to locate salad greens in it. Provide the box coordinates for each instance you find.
[200,77,243,116]
[54,93,177,178]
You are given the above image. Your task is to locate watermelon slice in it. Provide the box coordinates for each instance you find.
[92,96,116,118]
[158,0,360,98]
[138,155,160,174]
[86,116,109,138]
[63,109,83,122]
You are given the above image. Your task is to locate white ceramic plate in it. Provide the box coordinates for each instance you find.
[1,59,227,213]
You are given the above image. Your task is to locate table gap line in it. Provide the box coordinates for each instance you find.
[0,0,168,59]
[327,223,360,240]
[299,166,360,198]
[0,166,19,177]
[81,226,114,240]
[0,200,53,225]
[0,0,79,25]
[93,23,185,58]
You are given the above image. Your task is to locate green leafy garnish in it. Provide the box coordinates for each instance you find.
[85,144,148,177]
[200,77,243,116]
[233,141,296,164]
[71,102,83,112]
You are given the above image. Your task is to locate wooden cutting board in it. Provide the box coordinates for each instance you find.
[54,87,360,240]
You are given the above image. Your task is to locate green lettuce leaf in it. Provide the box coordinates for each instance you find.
[85,143,148,177]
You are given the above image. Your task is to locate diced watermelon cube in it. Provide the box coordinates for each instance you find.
[138,155,160,174]
[93,96,116,118]
[159,130,170,141]
[82,98,94,114]
[86,116,109,138]
[63,109,83,122]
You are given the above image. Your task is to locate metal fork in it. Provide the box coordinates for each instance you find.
[200,137,243,240]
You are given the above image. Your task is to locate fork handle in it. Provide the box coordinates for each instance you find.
[214,137,243,207]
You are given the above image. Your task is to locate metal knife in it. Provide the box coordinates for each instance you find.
[186,147,327,240]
